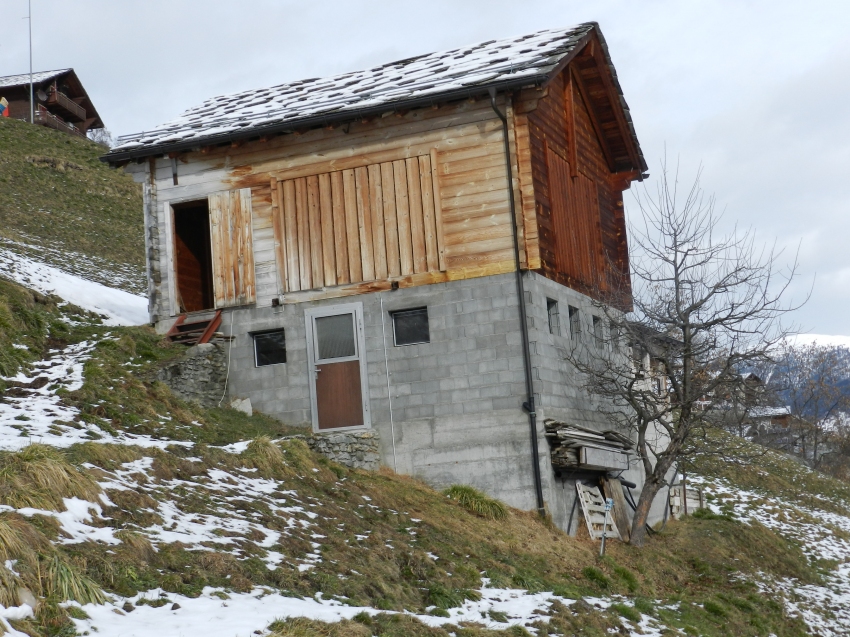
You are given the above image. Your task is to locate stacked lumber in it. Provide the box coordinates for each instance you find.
[544,418,633,471]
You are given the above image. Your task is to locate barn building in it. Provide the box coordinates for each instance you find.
[104,22,668,533]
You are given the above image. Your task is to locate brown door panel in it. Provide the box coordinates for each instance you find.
[315,360,363,430]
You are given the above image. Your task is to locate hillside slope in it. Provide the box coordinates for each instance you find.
[0,118,144,294]
[0,275,848,637]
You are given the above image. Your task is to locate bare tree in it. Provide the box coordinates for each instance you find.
[87,127,114,148]
[766,342,850,468]
[567,163,801,546]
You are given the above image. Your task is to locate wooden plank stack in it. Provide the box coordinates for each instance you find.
[544,418,633,471]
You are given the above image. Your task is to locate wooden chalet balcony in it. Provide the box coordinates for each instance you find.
[46,90,85,121]
[34,107,85,137]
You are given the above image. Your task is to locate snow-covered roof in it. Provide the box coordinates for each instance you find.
[0,68,71,89]
[749,406,792,419]
[108,23,638,162]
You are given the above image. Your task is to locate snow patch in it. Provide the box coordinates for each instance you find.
[0,247,147,326]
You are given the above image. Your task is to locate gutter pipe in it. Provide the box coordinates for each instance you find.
[488,87,546,517]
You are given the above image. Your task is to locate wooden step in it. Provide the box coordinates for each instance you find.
[166,310,222,346]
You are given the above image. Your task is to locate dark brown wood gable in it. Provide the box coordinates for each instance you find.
[569,34,641,174]
[522,41,635,309]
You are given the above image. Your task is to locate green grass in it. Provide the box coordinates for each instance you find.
[0,280,832,637]
[442,485,508,520]
[0,117,144,293]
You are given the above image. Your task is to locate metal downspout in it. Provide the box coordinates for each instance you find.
[489,88,546,517]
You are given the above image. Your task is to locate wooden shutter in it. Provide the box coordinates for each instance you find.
[271,154,445,292]
[547,146,605,291]
[209,188,256,307]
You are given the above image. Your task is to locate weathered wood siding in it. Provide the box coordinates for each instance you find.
[140,99,539,315]
[525,59,631,300]
[269,155,442,293]
[209,188,256,307]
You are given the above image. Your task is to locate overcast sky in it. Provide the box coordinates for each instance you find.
[1,0,847,337]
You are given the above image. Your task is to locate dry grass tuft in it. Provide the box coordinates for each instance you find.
[0,444,100,510]
[267,616,369,637]
[114,530,155,562]
[66,443,145,471]
[0,560,22,608]
[443,485,508,520]
[44,555,108,605]
[241,436,288,478]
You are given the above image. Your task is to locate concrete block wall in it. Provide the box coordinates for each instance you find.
[204,271,666,532]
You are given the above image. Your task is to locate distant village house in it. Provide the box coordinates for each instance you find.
[0,68,104,137]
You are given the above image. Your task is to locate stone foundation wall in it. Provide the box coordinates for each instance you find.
[157,342,228,407]
[304,430,381,471]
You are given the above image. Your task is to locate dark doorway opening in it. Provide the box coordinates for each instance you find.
[173,200,214,313]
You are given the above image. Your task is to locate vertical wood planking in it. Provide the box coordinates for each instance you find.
[237,188,256,304]
[268,153,452,291]
[270,178,286,295]
[354,166,375,281]
[368,164,388,279]
[231,191,243,303]
[405,157,427,274]
[418,154,440,272]
[306,175,324,287]
[207,189,256,307]
[342,169,362,282]
[429,148,447,271]
[295,177,312,290]
[330,171,349,285]
[393,160,414,276]
[380,162,400,277]
[318,173,336,287]
[208,192,225,307]
[282,179,300,292]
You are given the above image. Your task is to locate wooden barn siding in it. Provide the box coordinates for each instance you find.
[526,62,629,299]
[144,99,539,312]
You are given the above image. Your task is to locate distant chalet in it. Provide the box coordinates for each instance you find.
[0,69,104,137]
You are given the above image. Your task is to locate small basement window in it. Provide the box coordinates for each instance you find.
[592,316,604,349]
[253,329,287,366]
[392,307,430,346]
[568,305,581,342]
[546,298,560,335]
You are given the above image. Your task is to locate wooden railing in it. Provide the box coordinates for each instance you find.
[46,90,85,121]
[34,106,85,137]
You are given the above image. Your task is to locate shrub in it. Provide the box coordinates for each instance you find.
[581,566,610,589]
[703,599,727,617]
[442,485,508,520]
[611,602,641,622]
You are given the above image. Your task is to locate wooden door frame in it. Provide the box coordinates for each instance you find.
[304,302,372,433]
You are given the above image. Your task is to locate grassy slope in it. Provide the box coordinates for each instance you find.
[0,117,144,293]
[0,277,825,637]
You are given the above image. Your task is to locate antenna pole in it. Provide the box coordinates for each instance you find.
[28,0,34,124]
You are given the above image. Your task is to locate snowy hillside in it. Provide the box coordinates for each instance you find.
[0,262,848,636]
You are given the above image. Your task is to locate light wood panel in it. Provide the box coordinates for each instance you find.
[271,154,445,292]
[208,188,256,307]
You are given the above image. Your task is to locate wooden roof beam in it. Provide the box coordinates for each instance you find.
[584,36,642,171]
[569,66,617,173]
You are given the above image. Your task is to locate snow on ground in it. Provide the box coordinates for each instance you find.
[0,336,189,450]
[61,584,674,637]
[0,246,148,326]
[690,473,850,635]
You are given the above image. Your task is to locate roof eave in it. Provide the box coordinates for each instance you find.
[101,73,551,165]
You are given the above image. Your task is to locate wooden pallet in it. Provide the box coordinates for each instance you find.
[166,310,222,346]
[576,482,621,541]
